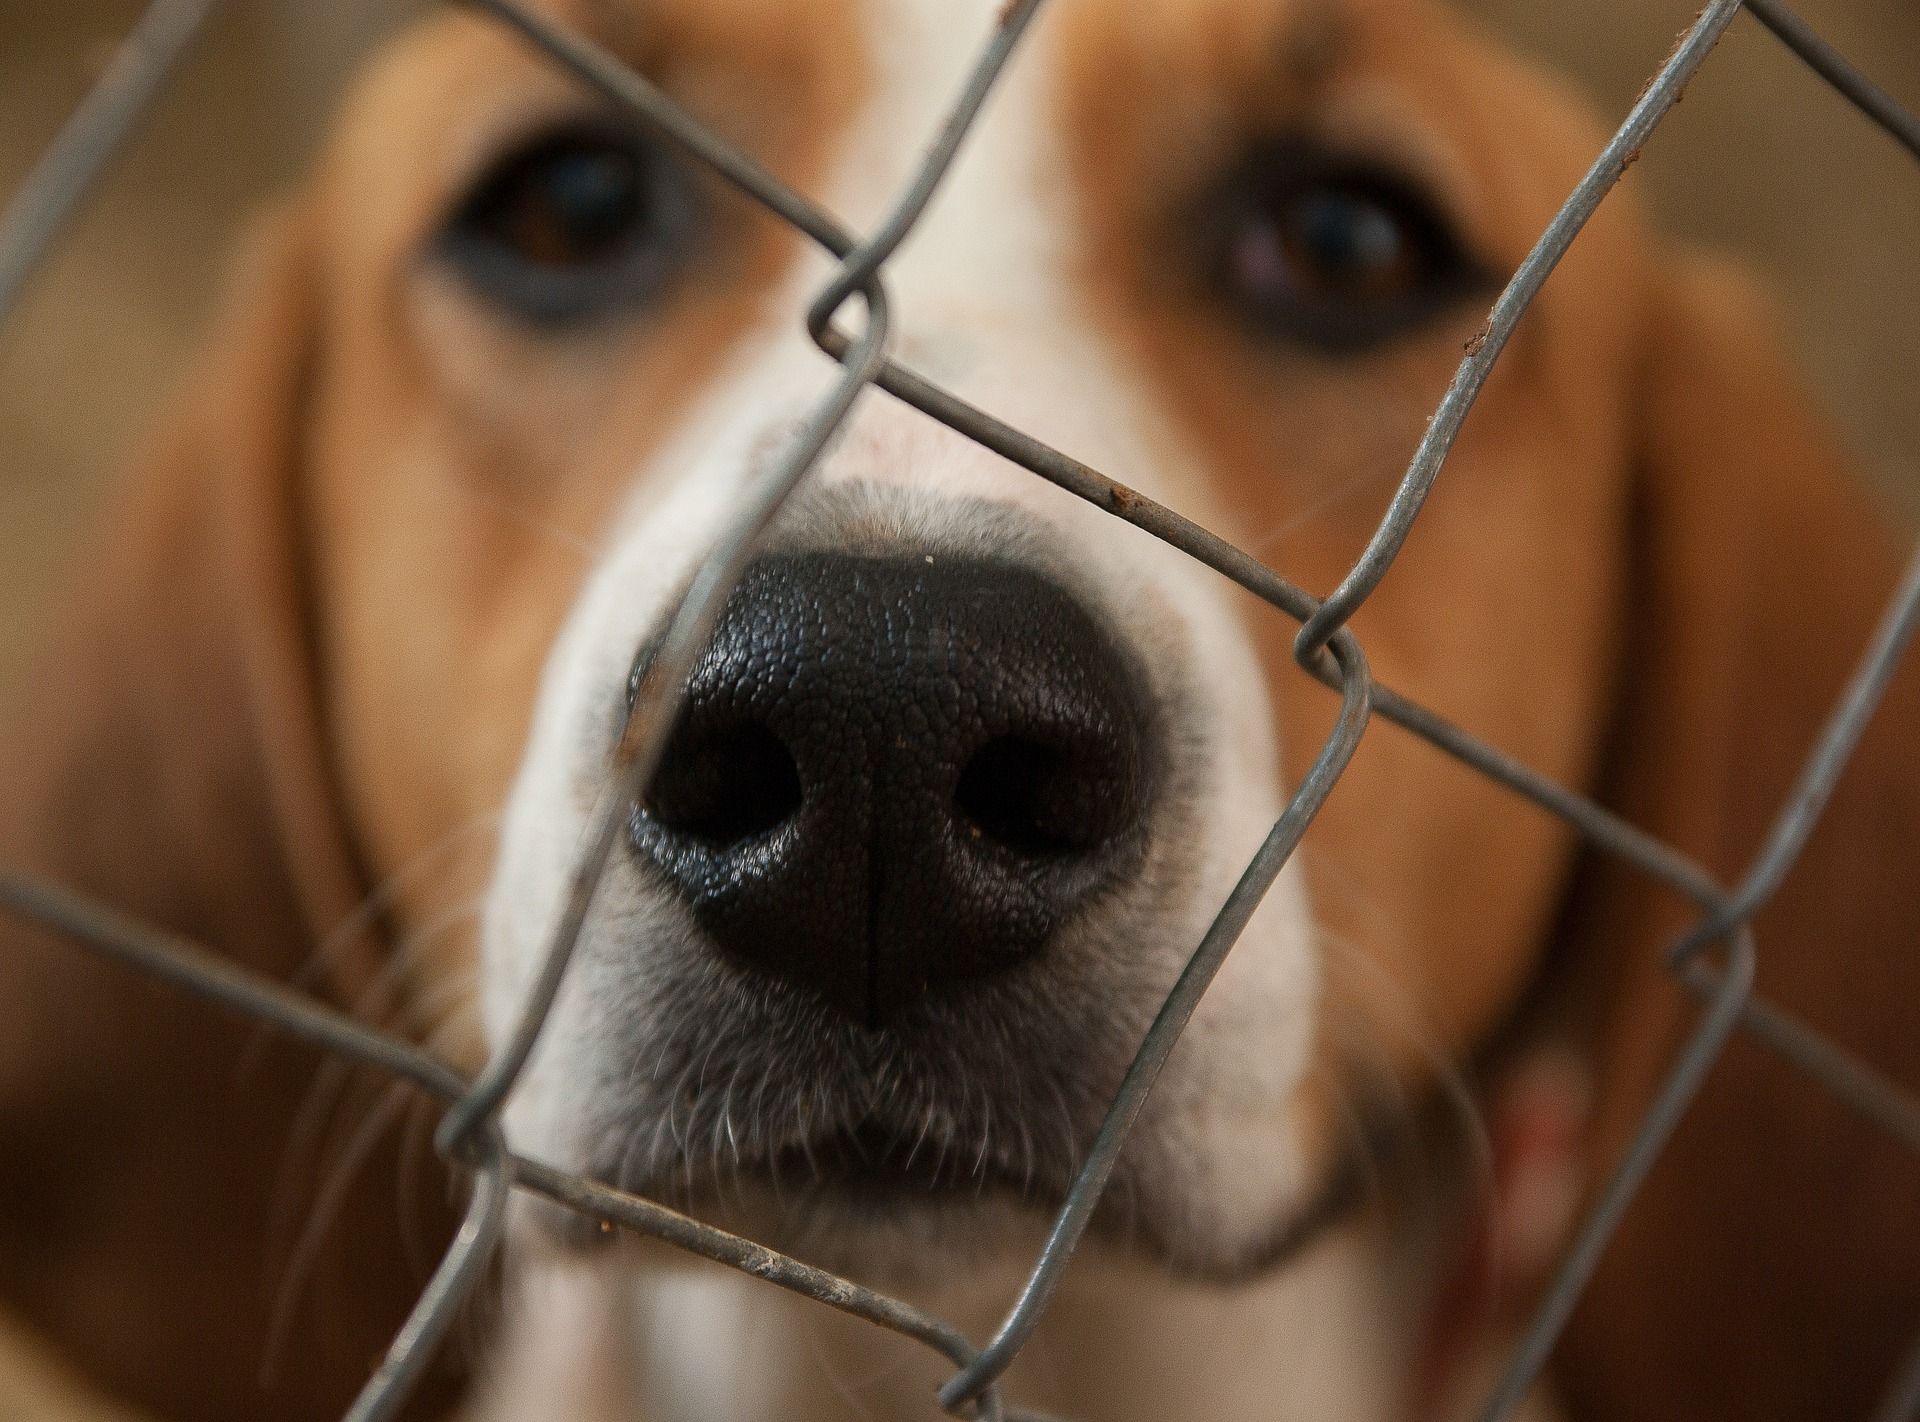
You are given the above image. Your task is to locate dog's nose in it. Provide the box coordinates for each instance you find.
[629,551,1153,1026]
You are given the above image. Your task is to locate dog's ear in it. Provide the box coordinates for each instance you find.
[1542,257,1920,1419]
[0,210,456,1420]
[2,206,376,988]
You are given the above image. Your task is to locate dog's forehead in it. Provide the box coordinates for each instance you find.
[675,0,1390,319]
[600,0,1345,66]
[340,0,1467,268]
[564,0,1385,185]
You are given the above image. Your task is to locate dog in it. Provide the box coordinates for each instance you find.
[3,0,1919,1418]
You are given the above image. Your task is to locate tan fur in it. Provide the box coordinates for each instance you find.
[4,0,1918,1417]
[0,2,864,1416]
[1056,4,1920,1405]
[1052,0,1644,1112]
[1552,259,1920,1420]
[301,2,866,1006]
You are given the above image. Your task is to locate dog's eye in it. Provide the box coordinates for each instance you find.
[439,126,694,325]
[1215,149,1481,352]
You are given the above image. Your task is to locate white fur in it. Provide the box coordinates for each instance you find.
[472,0,1395,1416]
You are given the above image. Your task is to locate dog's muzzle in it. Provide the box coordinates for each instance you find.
[629,551,1157,1027]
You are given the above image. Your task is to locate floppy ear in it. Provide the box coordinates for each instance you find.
[1543,257,1920,1420]
[0,211,458,1421]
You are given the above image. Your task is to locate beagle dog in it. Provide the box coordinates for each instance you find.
[3,0,1918,1419]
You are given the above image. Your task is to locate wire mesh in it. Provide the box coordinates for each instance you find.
[2,1,1919,1419]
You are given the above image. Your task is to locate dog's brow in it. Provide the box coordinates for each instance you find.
[578,0,852,61]
[1051,0,1361,153]
[1281,3,1348,90]
[1092,0,1347,85]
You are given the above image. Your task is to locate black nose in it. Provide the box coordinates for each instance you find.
[629,551,1155,1026]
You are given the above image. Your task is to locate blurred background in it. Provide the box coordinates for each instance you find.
[2,0,1917,690]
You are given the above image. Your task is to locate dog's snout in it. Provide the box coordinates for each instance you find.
[629,551,1155,1025]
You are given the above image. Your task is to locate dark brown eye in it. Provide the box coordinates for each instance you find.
[439,124,695,325]
[1215,148,1483,352]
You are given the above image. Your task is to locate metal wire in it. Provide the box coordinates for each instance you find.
[3,1,1920,1419]
[1673,541,1920,962]
[1475,935,1758,1421]
[1873,1325,1920,1422]
[945,628,1374,1408]
[0,0,221,331]
[1293,0,1746,659]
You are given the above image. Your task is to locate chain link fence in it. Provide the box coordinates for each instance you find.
[2,1,1919,1419]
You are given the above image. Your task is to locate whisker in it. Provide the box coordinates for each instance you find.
[1303,1056,1392,1213]
[394,1087,444,1297]
[441,464,611,566]
[260,1075,420,1386]
[1240,437,1419,562]
[1308,911,1497,1267]
[404,962,485,1058]
[1303,850,1493,1196]
[261,905,484,1368]
[245,809,503,1067]
[798,1303,886,1422]
[265,904,484,1261]
[600,1093,657,1206]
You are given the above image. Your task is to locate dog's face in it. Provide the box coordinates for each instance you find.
[15,2,1920,1417]
[295,0,1650,1284]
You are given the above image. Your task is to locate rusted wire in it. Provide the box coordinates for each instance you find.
[2,1,1919,1420]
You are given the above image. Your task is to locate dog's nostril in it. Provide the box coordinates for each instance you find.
[955,734,1126,856]
[643,722,802,846]
[629,549,1158,1026]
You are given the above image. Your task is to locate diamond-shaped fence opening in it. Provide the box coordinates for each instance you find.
[2,2,1919,1420]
